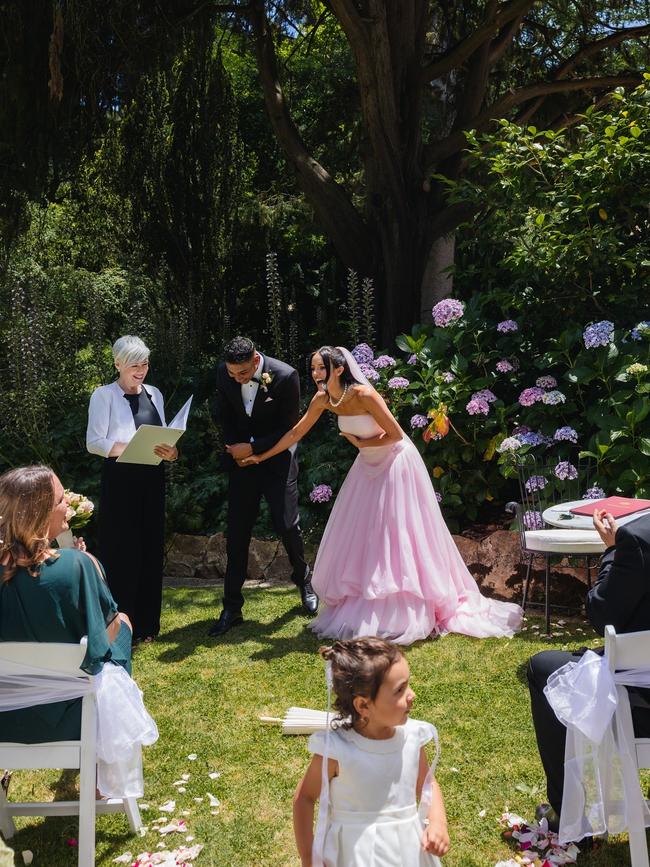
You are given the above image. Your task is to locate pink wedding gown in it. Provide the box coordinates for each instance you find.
[310,414,522,644]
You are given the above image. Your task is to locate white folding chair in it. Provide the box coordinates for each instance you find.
[605,625,650,866]
[0,642,141,867]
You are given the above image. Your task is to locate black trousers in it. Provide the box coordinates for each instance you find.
[527,649,650,814]
[98,458,165,639]
[223,458,307,612]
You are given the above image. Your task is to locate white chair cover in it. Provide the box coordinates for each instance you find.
[544,650,650,844]
[0,661,158,799]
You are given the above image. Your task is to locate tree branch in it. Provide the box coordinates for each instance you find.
[488,14,524,66]
[554,23,650,79]
[249,0,375,270]
[426,73,641,166]
[421,0,538,82]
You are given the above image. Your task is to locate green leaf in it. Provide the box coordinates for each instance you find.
[639,438,650,457]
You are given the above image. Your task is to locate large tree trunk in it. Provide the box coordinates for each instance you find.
[420,233,456,321]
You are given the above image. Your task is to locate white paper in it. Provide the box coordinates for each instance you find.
[168,395,193,431]
[117,425,185,465]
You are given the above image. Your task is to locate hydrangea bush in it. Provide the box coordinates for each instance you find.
[366,296,650,526]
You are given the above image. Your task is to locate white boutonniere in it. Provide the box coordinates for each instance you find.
[260,371,274,392]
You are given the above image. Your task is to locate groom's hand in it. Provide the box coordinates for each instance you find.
[226,442,253,460]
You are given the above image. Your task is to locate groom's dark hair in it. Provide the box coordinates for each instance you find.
[224,336,255,364]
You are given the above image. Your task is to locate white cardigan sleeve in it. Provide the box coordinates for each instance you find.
[86,387,115,457]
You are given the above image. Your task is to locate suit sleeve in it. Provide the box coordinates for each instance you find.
[251,369,300,455]
[211,368,239,445]
[586,525,647,635]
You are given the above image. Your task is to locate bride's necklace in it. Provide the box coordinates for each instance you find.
[328,383,348,408]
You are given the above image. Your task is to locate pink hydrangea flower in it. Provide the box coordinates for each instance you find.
[309,485,333,503]
[432,298,464,327]
[466,397,490,415]
[518,387,545,406]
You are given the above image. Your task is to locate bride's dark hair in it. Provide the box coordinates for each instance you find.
[311,346,363,387]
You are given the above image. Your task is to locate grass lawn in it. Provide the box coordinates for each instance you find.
[3,585,641,866]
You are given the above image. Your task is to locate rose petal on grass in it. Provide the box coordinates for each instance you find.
[21,853,34,866]
[181,773,190,781]
[193,797,204,803]
[187,753,198,760]
[208,771,220,780]
[478,809,487,817]
[207,792,220,807]
[112,855,132,864]
[159,800,176,813]
[449,767,460,773]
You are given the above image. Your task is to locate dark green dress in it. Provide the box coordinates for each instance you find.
[0,548,132,742]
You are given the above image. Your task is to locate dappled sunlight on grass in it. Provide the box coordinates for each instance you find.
[1,589,638,865]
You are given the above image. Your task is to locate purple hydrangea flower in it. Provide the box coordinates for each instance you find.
[541,390,566,405]
[388,376,410,389]
[309,484,333,504]
[631,321,650,341]
[432,298,465,327]
[359,363,379,382]
[472,388,497,403]
[497,319,518,334]
[516,431,545,446]
[583,320,614,349]
[373,354,396,369]
[466,397,490,416]
[554,461,578,481]
[583,486,606,500]
[536,375,557,389]
[496,359,514,373]
[351,343,374,364]
[441,371,456,383]
[497,436,522,453]
[554,426,578,443]
[410,414,429,429]
[512,425,531,436]
[518,387,545,407]
[525,475,548,493]
[435,491,442,503]
[523,510,544,530]
[407,353,418,364]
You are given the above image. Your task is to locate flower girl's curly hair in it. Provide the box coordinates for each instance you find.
[320,637,403,730]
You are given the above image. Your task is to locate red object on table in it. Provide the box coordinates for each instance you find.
[570,496,650,518]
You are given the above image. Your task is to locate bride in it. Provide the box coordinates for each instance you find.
[242,346,522,644]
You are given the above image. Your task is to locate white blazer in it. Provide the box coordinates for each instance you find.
[86,381,166,458]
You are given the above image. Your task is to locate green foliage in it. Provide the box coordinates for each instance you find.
[455,79,650,330]
[383,305,650,526]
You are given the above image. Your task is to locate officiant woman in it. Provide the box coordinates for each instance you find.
[86,335,177,643]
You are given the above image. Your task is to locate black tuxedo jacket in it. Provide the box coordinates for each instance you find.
[212,355,301,474]
[586,513,650,636]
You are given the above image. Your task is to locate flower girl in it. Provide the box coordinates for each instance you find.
[293,638,449,867]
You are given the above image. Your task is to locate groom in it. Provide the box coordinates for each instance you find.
[208,336,318,637]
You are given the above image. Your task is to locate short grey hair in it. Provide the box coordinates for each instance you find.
[112,335,150,367]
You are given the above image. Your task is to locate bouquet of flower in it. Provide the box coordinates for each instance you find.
[64,490,94,531]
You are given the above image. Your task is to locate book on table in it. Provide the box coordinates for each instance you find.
[570,495,650,519]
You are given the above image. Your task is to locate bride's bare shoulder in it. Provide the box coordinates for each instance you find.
[352,383,378,401]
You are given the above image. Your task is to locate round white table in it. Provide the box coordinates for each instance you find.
[542,499,650,530]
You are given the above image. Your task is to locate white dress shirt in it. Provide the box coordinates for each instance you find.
[241,354,264,417]
[86,381,166,458]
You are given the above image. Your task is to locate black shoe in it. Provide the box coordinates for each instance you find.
[535,803,560,833]
[294,567,318,615]
[208,609,243,637]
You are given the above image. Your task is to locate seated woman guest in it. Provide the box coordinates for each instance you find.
[0,465,132,742]
[86,335,177,643]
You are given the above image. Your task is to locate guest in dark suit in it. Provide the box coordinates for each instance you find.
[208,336,318,637]
[527,508,650,830]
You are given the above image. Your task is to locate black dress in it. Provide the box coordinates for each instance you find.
[98,387,166,640]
